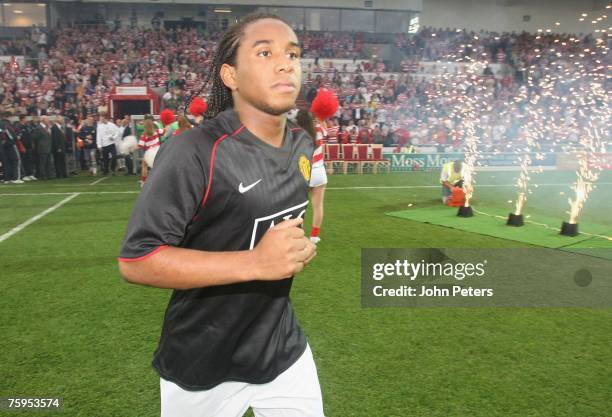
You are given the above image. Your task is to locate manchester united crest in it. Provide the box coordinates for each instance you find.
[298,155,311,182]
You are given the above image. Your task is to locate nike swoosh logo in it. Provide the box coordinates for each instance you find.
[238,179,262,194]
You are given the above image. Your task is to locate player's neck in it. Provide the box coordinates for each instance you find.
[234,104,286,148]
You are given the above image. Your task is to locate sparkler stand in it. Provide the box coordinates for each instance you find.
[457,206,474,217]
[507,213,524,227]
[560,222,579,237]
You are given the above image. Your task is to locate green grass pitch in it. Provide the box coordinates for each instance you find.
[1,170,611,416]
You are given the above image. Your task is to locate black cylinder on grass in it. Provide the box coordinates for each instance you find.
[560,221,579,237]
[457,206,474,217]
[507,213,524,227]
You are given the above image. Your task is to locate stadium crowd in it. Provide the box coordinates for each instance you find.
[1,22,608,182]
[302,28,606,153]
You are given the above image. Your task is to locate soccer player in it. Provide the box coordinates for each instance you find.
[118,13,323,417]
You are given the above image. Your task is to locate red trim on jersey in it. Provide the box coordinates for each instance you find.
[200,134,229,209]
[291,127,303,132]
[313,153,324,163]
[118,245,169,262]
[232,125,245,136]
[199,125,244,211]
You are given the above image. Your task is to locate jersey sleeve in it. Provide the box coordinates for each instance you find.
[118,137,206,261]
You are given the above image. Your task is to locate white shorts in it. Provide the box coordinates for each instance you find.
[160,344,325,417]
[309,164,328,188]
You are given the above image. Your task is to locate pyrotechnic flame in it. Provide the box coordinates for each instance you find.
[515,191,527,215]
[568,156,598,224]
[518,6,610,224]
[564,62,608,223]
[408,8,608,218]
[460,68,485,207]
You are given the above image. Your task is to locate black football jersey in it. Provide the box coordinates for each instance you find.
[119,108,315,390]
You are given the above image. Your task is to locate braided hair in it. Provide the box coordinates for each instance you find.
[189,13,288,119]
[295,109,317,145]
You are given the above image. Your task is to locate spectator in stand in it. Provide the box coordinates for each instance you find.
[337,125,349,144]
[340,104,352,126]
[371,124,384,145]
[326,118,339,143]
[162,88,179,110]
[349,126,359,143]
[0,25,603,155]
[357,124,371,144]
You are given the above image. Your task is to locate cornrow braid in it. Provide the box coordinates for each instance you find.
[295,109,317,145]
[186,13,288,119]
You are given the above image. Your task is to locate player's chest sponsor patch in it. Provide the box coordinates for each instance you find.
[249,201,309,249]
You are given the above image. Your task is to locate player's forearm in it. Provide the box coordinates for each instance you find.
[119,246,258,289]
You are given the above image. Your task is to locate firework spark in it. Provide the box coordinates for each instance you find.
[566,83,608,223]
[460,60,489,207]
[563,13,609,224]
[516,6,610,225]
[512,80,546,216]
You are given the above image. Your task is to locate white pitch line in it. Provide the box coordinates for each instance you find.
[1,181,611,190]
[473,208,612,241]
[0,191,139,196]
[0,182,132,188]
[326,182,612,190]
[1,182,612,197]
[0,193,80,243]
[89,176,109,186]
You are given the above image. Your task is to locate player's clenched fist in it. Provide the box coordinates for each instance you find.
[252,218,317,280]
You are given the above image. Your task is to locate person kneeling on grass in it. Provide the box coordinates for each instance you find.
[440,160,465,205]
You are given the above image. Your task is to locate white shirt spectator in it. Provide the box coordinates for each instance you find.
[121,72,133,84]
[96,121,120,148]
[376,108,387,124]
[117,125,126,138]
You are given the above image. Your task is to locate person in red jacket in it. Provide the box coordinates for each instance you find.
[337,125,350,144]
[357,125,371,144]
